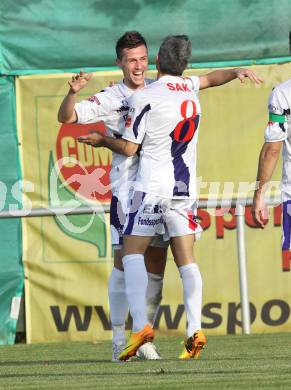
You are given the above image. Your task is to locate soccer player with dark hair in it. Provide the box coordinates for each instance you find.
[58,31,167,361]
[81,35,262,361]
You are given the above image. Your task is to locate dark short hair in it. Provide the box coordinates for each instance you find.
[158,35,191,76]
[115,31,147,60]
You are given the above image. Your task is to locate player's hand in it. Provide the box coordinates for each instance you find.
[77,131,105,147]
[235,68,263,85]
[252,192,268,228]
[68,71,93,94]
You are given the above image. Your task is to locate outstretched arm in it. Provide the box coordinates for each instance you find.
[252,141,282,228]
[78,131,139,157]
[199,68,263,90]
[58,71,93,123]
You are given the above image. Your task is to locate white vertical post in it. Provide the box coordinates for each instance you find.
[235,203,251,334]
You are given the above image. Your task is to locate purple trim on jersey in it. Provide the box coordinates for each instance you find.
[124,191,146,235]
[110,195,126,243]
[133,104,151,138]
[172,157,190,196]
[282,201,291,250]
[170,116,200,197]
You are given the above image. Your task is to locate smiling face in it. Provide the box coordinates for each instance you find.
[116,45,148,90]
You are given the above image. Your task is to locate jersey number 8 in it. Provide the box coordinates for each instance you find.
[172,100,198,143]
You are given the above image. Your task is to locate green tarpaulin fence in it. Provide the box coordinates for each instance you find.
[0,76,23,344]
[1,0,291,75]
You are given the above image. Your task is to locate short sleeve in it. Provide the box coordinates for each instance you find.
[187,76,200,93]
[75,90,112,124]
[122,93,151,145]
[264,87,289,143]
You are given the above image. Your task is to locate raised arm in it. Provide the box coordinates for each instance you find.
[58,71,93,123]
[199,68,263,90]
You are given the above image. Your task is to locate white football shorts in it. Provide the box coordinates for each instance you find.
[110,190,168,249]
[123,191,202,239]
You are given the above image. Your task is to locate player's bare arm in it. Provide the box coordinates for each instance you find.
[58,71,93,123]
[199,68,263,90]
[78,131,139,157]
[252,141,282,228]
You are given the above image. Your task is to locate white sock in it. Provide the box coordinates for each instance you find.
[146,272,163,326]
[108,267,128,343]
[112,325,126,346]
[179,263,202,337]
[122,254,148,332]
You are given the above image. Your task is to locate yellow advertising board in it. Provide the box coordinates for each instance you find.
[16,64,291,343]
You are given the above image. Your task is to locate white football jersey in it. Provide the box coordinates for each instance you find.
[122,75,201,199]
[264,79,291,196]
[75,80,153,193]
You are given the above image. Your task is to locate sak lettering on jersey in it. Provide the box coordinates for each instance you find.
[167,83,191,92]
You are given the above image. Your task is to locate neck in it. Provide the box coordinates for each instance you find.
[123,79,145,91]
[157,71,178,80]
[157,70,166,80]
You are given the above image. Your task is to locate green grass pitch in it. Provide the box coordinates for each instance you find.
[0,333,290,389]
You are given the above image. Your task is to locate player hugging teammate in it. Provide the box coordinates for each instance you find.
[59,32,262,361]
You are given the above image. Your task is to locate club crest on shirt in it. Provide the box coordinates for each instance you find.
[125,116,132,127]
[117,105,129,114]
